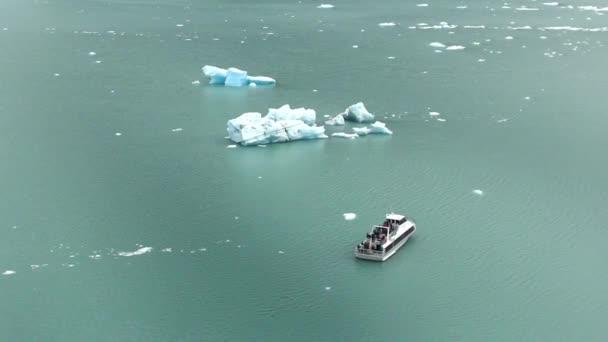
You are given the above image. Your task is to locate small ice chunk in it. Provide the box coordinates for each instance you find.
[352,45,359,48]
[343,213,357,220]
[54,73,60,77]
[247,75,276,85]
[225,68,248,87]
[369,121,393,135]
[429,111,440,116]
[95,60,102,64]
[417,3,429,7]
[446,45,466,50]
[2,270,16,275]
[387,56,396,59]
[473,189,484,195]
[524,96,531,100]
[192,80,201,85]
[378,22,397,27]
[176,24,184,27]
[505,36,514,40]
[88,51,96,56]
[437,118,447,122]
[118,247,152,257]
[249,82,257,87]
[341,102,375,123]
[353,127,371,136]
[325,114,345,126]
[317,4,334,9]
[171,128,183,132]
[278,250,285,254]
[429,42,446,48]
[115,132,122,136]
[227,144,237,148]
[332,132,359,139]
[325,286,332,290]
[478,58,486,62]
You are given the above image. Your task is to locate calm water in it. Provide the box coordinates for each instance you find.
[1,0,608,341]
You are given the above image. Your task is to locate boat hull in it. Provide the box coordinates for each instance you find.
[355,232,413,262]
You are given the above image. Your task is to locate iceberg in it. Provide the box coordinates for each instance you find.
[353,127,371,136]
[370,121,393,135]
[325,114,345,126]
[332,132,359,139]
[202,65,227,85]
[341,102,375,123]
[202,65,276,86]
[225,68,248,87]
[353,121,393,136]
[266,104,316,126]
[227,106,327,146]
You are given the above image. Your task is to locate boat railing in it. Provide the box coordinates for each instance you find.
[355,248,385,256]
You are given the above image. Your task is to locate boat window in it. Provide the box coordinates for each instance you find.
[399,217,407,225]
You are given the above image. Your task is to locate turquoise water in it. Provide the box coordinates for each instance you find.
[1,0,608,341]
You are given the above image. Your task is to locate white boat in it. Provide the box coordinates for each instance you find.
[355,213,416,261]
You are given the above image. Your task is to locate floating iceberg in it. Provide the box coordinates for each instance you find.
[332,132,359,139]
[353,127,371,136]
[353,122,393,135]
[227,106,327,146]
[266,104,316,126]
[202,65,276,86]
[340,102,375,123]
[325,114,345,126]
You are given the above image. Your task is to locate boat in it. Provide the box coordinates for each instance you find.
[355,213,416,261]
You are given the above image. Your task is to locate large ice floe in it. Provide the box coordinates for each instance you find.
[202,65,276,87]
[227,105,327,146]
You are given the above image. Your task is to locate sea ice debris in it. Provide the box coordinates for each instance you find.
[317,4,334,8]
[473,189,484,195]
[332,132,359,139]
[446,45,466,50]
[202,65,276,86]
[343,213,357,220]
[341,102,375,123]
[2,270,16,276]
[118,247,153,257]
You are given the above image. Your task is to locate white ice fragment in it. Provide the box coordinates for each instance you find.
[54,73,60,77]
[429,42,446,48]
[192,80,201,85]
[543,2,558,6]
[88,51,96,56]
[332,132,359,139]
[341,102,375,123]
[176,24,184,27]
[446,45,466,50]
[325,114,345,126]
[249,82,257,87]
[378,22,397,27]
[478,58,486,62]
[343,213,357,220]
[387,56,396,59]
[369,121,393,135]
[118,247,152,257]
[317,4,334,9]
[437,118,447,122]
[325,286,332,290]
[429,111,440,116]
[115,132,122,136]
[171,128,183,132]
[2,270,16,276]
[473,189,484,195]
[505,36,514,40]
[95,60,102,64]
[353,127,371,136]
[416,3,429,7]
[352,45,359,48]
[278,251,285,254]
[227,144,237,148]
